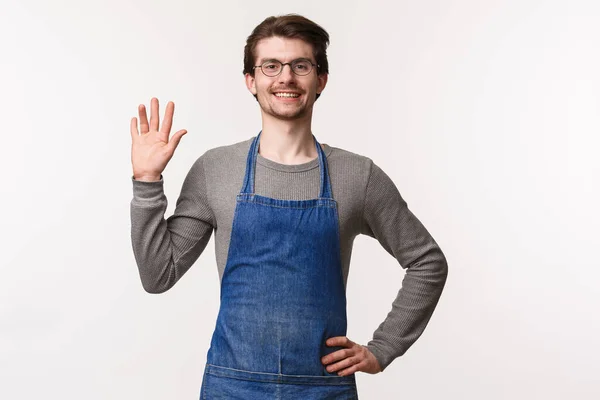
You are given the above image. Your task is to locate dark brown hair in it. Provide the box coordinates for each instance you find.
[243,14,330,101]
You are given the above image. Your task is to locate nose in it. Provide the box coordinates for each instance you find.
[278,63,296,83]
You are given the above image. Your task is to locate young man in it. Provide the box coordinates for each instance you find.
[130,14,448,399]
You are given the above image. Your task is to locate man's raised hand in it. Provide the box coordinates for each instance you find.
[130,97,187,181]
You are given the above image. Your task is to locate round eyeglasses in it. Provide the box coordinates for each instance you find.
[253,59,319,77]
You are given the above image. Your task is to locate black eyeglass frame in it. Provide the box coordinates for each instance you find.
[252,58,320,77]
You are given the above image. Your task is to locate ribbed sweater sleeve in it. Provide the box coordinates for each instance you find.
[361,162,448,372]
[130,155,215,293]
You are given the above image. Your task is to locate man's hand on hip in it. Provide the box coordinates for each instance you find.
[321,336,382,376]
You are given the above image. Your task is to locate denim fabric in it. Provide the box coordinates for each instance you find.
[200,131,358,399]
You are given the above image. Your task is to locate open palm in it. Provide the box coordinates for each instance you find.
[130,97,187,181]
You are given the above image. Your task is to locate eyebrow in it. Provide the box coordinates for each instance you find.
[258,57,313,64]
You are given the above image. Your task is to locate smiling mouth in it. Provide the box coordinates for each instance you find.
[273,92,301,98]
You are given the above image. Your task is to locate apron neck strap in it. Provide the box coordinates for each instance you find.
[241,131,333,199]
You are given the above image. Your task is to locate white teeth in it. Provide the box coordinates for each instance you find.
[274,93,300,98]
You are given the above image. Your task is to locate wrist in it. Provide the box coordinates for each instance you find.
[133,173,161,182]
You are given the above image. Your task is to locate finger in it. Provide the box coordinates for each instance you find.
[168,129,187,152]
[150,97,159,132]
[321,348,352,365]
[325,355,361,373]
[337,360,366,377]
[130,117,139,139]
[160,101,174,135]
[138,104,149,134]
[326,336,352,347]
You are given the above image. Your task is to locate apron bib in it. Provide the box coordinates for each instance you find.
[200,132,358,399]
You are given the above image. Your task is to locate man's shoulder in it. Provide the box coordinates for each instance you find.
[325,143,374,170]
[203,136,254,161]
[182,136,254,177]
[322,143,375,192]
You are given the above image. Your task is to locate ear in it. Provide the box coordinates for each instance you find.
[316,73,328,95]
[245,73,257,95]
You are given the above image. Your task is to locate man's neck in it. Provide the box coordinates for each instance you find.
[259,116,319,165]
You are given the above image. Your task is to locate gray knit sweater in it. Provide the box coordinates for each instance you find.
[130,136,448,372]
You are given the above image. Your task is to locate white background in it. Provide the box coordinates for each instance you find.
[1,0,598,398]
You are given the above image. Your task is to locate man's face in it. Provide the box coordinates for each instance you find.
[245,36,327,121]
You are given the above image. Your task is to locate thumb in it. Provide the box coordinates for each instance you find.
[169,129,187,151]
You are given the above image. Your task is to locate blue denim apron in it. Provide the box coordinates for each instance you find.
[200,132,358,399]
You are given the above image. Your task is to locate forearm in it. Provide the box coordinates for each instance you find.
[366,247,448,371]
